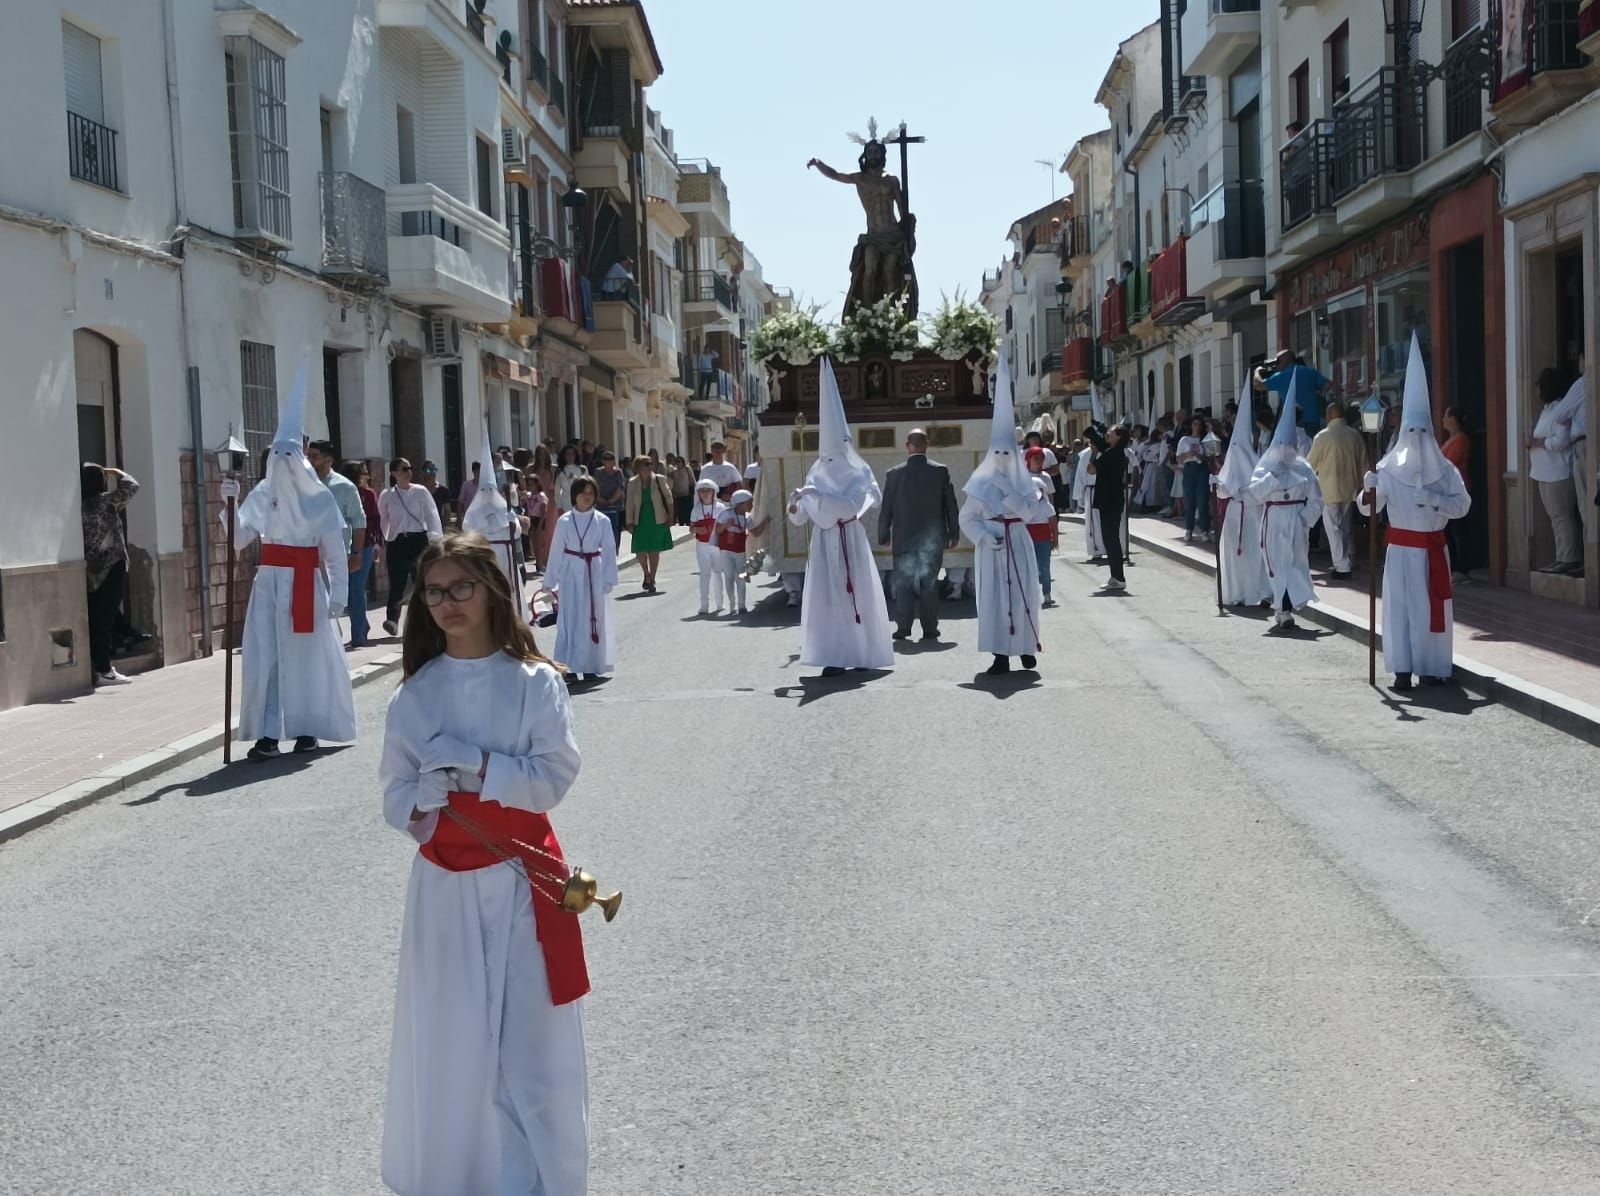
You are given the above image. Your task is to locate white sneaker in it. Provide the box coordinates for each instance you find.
[95,669,132,686]
[1105,578,1126,591]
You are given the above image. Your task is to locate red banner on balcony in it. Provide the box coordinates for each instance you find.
[1496,0,1532,100]
[1150,238,1189,320]
[1099,284,1127,345]
[538,258,577,323]
[1582,0,1598,40]
[1062,336,1093,386]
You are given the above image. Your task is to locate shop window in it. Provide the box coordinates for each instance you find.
[1325,292,1368,403]
[1375,267,1432,402]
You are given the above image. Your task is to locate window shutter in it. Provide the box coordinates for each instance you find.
[62,22,104,123]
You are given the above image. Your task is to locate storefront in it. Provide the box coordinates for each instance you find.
[1278,172,1505,582]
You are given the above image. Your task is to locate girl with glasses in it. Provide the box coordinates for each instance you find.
[379,533,589,1195]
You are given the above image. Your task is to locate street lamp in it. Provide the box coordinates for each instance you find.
[1360,393,1386,435]
[531,187,589,262]
[215,429,247,764]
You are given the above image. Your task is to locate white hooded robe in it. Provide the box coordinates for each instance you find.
[1213,382,1271,607]
[1245,376,1324,612]
[544,509,619,675]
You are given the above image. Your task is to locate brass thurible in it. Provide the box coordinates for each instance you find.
[560,868,623,922]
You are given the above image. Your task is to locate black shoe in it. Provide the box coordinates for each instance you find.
[293,736,318,754]
[1088,556,1107,565]
[820,666,846,678]
[892,628,912,641]
[1020,654,1037,670]
[247,739,280,761]
[1392,674,1413,691]
[1330,569,1353,580]
[920,628,939,642]
[985,655,1011,676]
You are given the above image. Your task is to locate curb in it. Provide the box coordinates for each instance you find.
[1064,513,1600,748]
[0,528,697,847]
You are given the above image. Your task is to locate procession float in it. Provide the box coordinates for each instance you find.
[754,119,1000,578]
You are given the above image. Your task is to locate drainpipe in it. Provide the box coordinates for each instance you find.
[1122,153,1142,424]
[161,0,213,655]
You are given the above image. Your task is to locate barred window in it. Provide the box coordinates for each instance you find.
[240,341,278,485]
[225,38,291,243]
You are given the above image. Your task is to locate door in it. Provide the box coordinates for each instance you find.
[74,329,119,469]
[322,347,342,460]
[389,355,424,467]
[1447,240,1489,573]
[442,363,465,493]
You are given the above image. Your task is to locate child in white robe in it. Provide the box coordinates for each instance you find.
[1213,385,1271,608]
[1357,334,1472,689]
[544,477,619,680]
[715,489,755,615]
[1246,377,1324,631]
[690,479,726,614]
[379,533,588,1196]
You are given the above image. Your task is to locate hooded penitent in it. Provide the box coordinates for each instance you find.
[1255,371,1306,476]
[237,356,346,544]
[1214,373,1259,494]
[1377,333,1453,488]
[462,420,510,540]
[963,351,1034,515]
[805,356,879,515]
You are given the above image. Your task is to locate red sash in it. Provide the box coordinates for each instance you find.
[1025,521,1053,544]
[1386,527,1452,633]
[420,791,590,1006]
[692,516,716,544]
[258,543,319,632]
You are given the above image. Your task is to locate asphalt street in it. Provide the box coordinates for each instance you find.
[5,540,1600,1194]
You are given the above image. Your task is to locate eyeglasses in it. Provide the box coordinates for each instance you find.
[397,464,412,473]
[420,579,480,607]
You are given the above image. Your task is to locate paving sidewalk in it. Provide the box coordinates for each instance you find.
[0,525,692,842]
[1066,510,1600,744]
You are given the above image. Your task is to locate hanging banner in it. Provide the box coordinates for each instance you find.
[1497,0,1531,100]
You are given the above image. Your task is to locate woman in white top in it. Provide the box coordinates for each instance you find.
[553,445,589,516]
[378,457,445,635]
[1175,417,1214,543]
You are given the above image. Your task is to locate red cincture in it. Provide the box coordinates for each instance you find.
[258,543,320,632]
[1386,527,1452,632]
[564,513,602,644]
[420,791,590,1006]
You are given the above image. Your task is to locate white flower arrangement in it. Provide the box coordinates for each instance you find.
[750,306,832,366]
[923,291,999,363]
[831,293,920,361]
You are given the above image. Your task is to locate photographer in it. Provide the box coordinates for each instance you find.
[1085,423,1130,591]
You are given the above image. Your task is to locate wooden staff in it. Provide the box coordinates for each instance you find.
[1366,484,1378,686]
[222,486,237,763]
[1214,496,1225,614]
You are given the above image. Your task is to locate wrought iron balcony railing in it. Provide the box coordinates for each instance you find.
[67,110,120,192]
[683,270,735,310]
[1280,120,1335,231]
[464,2,485,43]
[527,45,548,91]
[320,171,389,282]
[1329,67,1428,200]
[1192,178,1266,259]
[550,72,565,114]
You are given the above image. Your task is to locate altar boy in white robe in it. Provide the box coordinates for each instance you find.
[380,534,588,1196]
[1212,377,1270,609]
[544,476,619,681]
[786,356,894,678]
[959,352,1044,676]
[228,357,356,760]
[1245,376,1324,631]
[1357,333,1471,689]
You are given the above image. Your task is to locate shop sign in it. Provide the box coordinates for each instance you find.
[1287,212,1432,312]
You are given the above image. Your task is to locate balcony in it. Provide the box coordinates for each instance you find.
[526,44,548,94]
[678,160,733,238]
[688,369,738,420]
[320,172,388,284]
[575,127,631,198]
[1492,0,1596,132]
[464,1,484,44]
[386,182,512,322]
[66,110,120,193]
[681,270,736,327]
[1187,179,1265,301]
[539,257,589,336]
[1058,214,1091,270]
[651,312,685,381]
[591,282,653,371]
[550,72,566,117]
[1150,237,1206,327]
[1180,0,1262,79]
[1061,336,1094,393]
[1126,263,1152,328]
[1099,282,1127,345]
[1279,121,1342,252]
[1329,67,1428,226]
[1442,28,1491,145]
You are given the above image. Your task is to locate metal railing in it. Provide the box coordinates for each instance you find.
[1211,0,1260,11]
[1533,0,1585,72]
[1040,351,1063,376]
[1191,178,1266,258]
[1280,121,1334,230]
[464,2,485,42]
[320,171,388,282]
[527,45,548,91]
[67,110,120,192]
[1442,30,1489,143]
[550,72,565,114]
[1329,67,1427,199]
[683,270,735,309]
[1058,214,1091,262]
[596,276,641,309]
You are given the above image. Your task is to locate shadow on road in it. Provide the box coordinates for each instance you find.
[958,670,1042,698]
[125,746,354,805]
[773,670,890,706]
[895,638,956,655]
[1376,682,1493,723]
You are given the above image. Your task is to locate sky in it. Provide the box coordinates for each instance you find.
[644,0,1154,322]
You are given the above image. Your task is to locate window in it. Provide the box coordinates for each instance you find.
[224,38,291,243]
[510,388,526,448]
[475,137,495,218]
[240,341,278,486]
[535,176,551,237]
[63,21,119,191]
[396,107,417,184]
[1451,0,1481,38]
[1326,23,1351,103]
[1289,61,1310,128]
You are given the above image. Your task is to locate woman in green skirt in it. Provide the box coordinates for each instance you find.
[625,456,676,592]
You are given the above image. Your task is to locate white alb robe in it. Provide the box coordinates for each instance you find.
[1244,464,1324,611]
[1214,481,1270,606]
[1358,470,1470,677]
[959,491,1044,656]
[788,489,894,669]
[380,654,587,1196]
[1135,440,1168,508]
[230,516,356,743]
[544,509,619,675]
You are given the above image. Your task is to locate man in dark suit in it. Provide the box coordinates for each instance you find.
[877,429,961,640]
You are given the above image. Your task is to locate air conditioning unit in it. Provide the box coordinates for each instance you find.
[502,126,527,168]
[426,315,461,359]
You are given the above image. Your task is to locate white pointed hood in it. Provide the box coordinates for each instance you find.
[804,356,879,514]
[1255,371,1305,474]
[963,350,1033,512]
[238,355,345,544]
[1377,333,1451,487]
[462,419,511,540]
[1215,374,1259,492]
